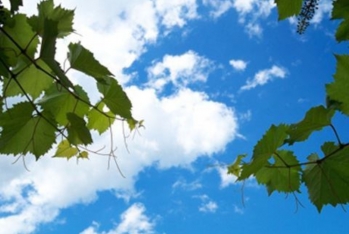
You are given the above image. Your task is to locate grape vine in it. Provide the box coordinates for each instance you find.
[229,0,349,212]
[0,0,141,164]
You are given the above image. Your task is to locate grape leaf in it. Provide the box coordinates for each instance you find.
[87,102,115,135]
[54,140,89,159]
[54,140,79,159]
[321,142,339,156]
[10,0,22,13]
[332,0,349,19]
[0,102,56,158]
[228,154,246,177]
[239,124,289,180]
[303,147,349,212]
[274,0,303,20]
[97,77,132,119]
[0,14,39,59]
[286,106,335,144]
[67,112,93,145]
[68,42,113,81]
[255,150,301,195]
[39,85,90,126]
[28,0,74,38]
[40,18,74,89]
[3,59,53,99]
[326,55,349,115]
[336,19,349,42]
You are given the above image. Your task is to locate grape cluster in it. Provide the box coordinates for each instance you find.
[297,0,319,34]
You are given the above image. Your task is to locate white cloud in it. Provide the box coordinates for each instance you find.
[194,195,218,213]
[217,167,238,188]
[0,85,238,233]
[172,178,202,191]
[233,205,244,215]
[202,0,233,18]
[229,59,248,71]
[155,0,198,28]
[199,201,218,213]
[245,23,263,38]
[147,51,213,91]
[80,203,155,234]
[240,65,287,91]
[310,0,332,24]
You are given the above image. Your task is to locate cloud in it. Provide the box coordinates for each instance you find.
[154,0,198,28]
[172,178,202,191]
[194,195,218,213]
[147,51,213,91]
[217,167,238,188]
[202,0,233,18]
[0,85,238,233]
[240,65,287,91]
[199,201,218,213]
[80,203,156,234]
[229,59,248,71]
[233,205,244,215]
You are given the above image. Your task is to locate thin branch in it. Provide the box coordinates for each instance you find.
[330,124,342,146]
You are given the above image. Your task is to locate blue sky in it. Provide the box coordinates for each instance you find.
[1,0,349,233]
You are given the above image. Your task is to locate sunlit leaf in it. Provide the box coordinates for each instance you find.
[303,147,349,212]
[97,77,132,119]
[274,0,303,20]
[40,18,74,89]
[228,154,246,177]
[3,59,53,99]
[326,55,349,115]
[87,102,115,135]
[68,42,113,80]
[0,102,56,158]
[28,0,74,37]
[39,85,90,126]
[256,150,301,195]
[54,140,78,159]
[286,106,334,144]
[67,112,93,145]
[0,14,39,59]
[239,124,289,180]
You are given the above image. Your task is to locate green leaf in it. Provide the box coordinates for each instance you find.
[9,0,22,13]
[321,142,339,156]
[335,18,349,42]
[239,124,289,180]
[39,85,90,126]
[326,55,349,115]
[3,59,53,99]
[303,147,349,212]
[28,0,74,38]
[255,150,301,195]
[68,42,113,80]
[0,14,39,59]
[54,140,79,159]
[332,0,349,19]
[87,102,115,135]
[286,106,335,144]
[67,112,93,145]
[0,102,56,158]
[228,154,246,177]
[40,18,74,89]
[97,77,132,119]
[274,0,303,20]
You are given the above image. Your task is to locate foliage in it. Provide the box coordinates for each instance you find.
[0,0,141,161]
[229,0,349,212]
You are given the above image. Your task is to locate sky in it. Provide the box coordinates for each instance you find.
[0,0,349,233]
